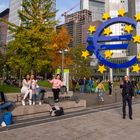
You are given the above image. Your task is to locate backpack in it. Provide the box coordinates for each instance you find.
[3,112,13,125]
[60,86,67,94]
[50,106,64,116]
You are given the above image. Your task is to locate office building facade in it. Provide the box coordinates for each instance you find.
[80,0,105,21]
[7,0,56,43]
[58,9,92,48]
[0,8,9,53]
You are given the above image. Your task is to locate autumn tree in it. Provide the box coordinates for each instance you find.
[51,26,72,69]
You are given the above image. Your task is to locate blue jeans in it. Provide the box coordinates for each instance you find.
[0,109,4,124]
[80,85,84,93]
[32,88,41,102]
[0,102,12,110]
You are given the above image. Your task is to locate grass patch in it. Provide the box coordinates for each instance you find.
[38,80,52,88]
[0,85,20,93]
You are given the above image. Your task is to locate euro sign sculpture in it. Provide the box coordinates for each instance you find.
[86,17,137,68]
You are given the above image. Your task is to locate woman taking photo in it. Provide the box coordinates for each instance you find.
[48,74,63,102]
[21,75,32,106]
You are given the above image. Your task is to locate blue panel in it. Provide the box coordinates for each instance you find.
[100,44,128,50]
[98,34,132,42]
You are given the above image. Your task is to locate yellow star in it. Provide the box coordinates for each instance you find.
[118,8,126,17]
[103,28,112,36]
[88,25,96,33]
[137,52,140,60]
[104,50,113,59]
[81,50,89,59]
[102,13,110,20]
[124,25,133,33]
[132,64,140,73]
[133,35,140,43]
[98,65,107,74]
[134,13,140,22]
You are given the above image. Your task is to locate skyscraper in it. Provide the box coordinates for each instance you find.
[80,0,105,21]
[0,8,9,53]
[105,0,140,57]
[7,0,56,43]
[105,0,128,57]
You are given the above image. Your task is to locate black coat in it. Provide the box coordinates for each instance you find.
[120,81,134,97]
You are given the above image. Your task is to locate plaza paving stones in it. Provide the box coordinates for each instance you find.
[0,103,140,140]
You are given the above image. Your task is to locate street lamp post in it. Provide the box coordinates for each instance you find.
[59,49,68,79]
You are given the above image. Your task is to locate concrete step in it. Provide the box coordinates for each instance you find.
[1,100,140,132]
[12,100,86,117]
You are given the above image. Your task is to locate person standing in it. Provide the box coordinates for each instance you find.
[120,76,134,120]
[97,80,105,102]
[108,80,112,96]
[131,78,139,97]
[78,78,84,93]
[72,78,77,92]
[48,74,63,102]
[83,77,88,93]
[31,75,42,105]
[89,77,93,94]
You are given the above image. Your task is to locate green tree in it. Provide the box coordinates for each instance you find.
[69,45,93,79]
[4,0,57,75]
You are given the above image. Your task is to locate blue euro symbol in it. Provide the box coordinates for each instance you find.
[86,17,137,68]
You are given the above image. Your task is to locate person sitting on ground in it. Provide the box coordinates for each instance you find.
[0,91,12,110]
[21,75,32,106]
[0,109,6,127]
[48,74,63,102]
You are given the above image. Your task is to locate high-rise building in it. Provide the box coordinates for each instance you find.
[0,8,9,53]
[105,0,140,57]
[57,9,92,48]
[7,0,56,43]
[80,0,105,21]
[7,0,22,42]
[105,0,128,57]
[127,0,140,56]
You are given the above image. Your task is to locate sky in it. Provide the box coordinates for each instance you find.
[0,0,80,24]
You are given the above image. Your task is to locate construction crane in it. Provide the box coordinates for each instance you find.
[61,2,80,17]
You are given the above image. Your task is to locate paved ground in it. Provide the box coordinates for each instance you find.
[1,102,140,140]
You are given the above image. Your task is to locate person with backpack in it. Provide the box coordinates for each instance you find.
[96,80,105,102]
[0,92,13,127]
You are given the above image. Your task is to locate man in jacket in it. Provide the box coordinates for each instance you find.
[120,76,134,120]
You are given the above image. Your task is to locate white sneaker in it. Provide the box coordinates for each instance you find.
[29,100,32,105]
[22,100,25,106]
[33,102,35,105]
[1,121,6,127]
[101,98,104,102]
[39,101,42,105]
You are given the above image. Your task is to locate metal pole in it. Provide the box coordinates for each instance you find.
[19,68,22,87]
[62,50,64,79]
